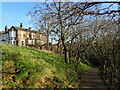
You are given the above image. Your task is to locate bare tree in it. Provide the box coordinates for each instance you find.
[28,1,119,65]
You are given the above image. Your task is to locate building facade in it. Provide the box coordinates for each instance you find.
[0,23,47,47]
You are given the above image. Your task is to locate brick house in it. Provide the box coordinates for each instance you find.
[0,23,47,47]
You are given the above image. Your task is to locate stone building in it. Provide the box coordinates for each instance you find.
[0,23,47,47]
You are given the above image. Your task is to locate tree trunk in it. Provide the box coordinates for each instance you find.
[63,44,68,63]
[46,34,49,50]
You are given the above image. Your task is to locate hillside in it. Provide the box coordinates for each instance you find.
[0,44,90,88]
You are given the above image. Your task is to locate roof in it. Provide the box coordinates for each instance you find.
[0,31,4,33]
[13,26,27,31]
[0,31,8,34]
[12,26,38,33]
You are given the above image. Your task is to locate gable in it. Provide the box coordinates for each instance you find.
[9,26,17,31]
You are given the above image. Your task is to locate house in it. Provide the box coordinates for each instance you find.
[0,31,9,44]
[0,23,47,47]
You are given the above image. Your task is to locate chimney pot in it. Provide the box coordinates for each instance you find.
[29,27,32,30]
[20,23,23,28]
[5,26,9,31]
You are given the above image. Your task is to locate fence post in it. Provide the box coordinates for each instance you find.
[109,72,113,89]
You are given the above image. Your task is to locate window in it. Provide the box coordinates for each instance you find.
[40,35,42,38]
[9,31,16,37]
[31,40,33,44]
[12,40,16,45]
[39,41,44,45]
[13,41,16,45]
[22,41,24,46]
[13,31,16,37]
[28,40,32,44]
[27,32,30,38]
[31,33,34,39]
[21,32,24,38]
[10,41,12,44]
[9,31,12,37]
[32,40,35,45]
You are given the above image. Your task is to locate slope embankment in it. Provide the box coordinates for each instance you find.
[0,44,90,88]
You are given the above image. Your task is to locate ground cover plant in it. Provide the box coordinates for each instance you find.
[1,44,90,88]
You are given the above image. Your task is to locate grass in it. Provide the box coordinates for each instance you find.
[0,44,91,88]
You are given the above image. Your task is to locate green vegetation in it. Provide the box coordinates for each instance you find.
[1,44,90,88]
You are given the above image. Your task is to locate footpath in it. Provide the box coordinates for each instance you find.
[79,68,108,90]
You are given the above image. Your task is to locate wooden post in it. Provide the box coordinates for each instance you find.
[109,72,113,89]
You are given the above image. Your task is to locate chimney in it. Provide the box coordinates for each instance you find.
[20,23,23,28]
[5,26,9,31]
[29,27,32,30]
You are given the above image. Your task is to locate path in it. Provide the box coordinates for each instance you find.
[79,68,108,89]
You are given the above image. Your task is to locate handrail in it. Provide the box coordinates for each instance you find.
[99,68,120,90]
[106,69,120,80]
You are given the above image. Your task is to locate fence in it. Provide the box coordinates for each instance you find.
[99,69,120,90]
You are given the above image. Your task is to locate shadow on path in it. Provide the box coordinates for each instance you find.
[79,68,108,90]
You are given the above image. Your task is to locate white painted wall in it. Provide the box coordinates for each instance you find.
[28,40,32,44]
[12,40,16,45]
[9,40,16,45]
[28,40,35,45]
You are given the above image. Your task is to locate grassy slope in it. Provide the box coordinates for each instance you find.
[1,44,90,88]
